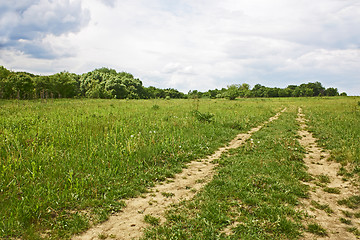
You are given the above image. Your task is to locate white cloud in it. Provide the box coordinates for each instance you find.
[0,0,359,95]
[0,0,90,58]
[282,48,360,73]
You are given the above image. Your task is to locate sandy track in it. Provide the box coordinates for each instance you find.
[297,108,359,240]
[73,108,286,240]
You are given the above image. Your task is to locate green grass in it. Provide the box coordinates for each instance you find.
[302,97,360,169]
[338,195,360,209]
[317,174,331,184]
[310,200,334,214]
[143,107,310,239]
[2,96,359,239]
[306,223,327,236]
[0,98,282,239]
[339,217,352,225]
[161,192,175,198]
[347,227,360,236]
[323,187,340,194]
[341,210,353,218]
[144,215,161,226]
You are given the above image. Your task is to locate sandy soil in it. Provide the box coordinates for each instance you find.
[72,108,287,240]
[297,108,359,240]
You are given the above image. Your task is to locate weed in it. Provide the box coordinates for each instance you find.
[310,200,333,214]
[317,174,330,184]
[341,210,353,218]
[338,195,360,209]
[151,104,160,110]
[191,110,214,123]
[323,187,340,194]
[98,233,108,239]
[340,217,352,225]
[307,223,327,236]
[144,215,160,226]
[347,227,360,236]
[161,192,175,198]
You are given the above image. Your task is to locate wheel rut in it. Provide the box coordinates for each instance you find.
[297,107,360,239]
[73,108,287,240]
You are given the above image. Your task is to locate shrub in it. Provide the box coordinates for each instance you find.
[191,110,214,123]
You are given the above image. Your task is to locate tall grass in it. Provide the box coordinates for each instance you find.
[302,97,360,171]
[0,98,283,239]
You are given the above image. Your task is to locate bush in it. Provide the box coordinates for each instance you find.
[191,110,214,123]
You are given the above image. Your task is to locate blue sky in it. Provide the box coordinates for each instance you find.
[0,0,359,95]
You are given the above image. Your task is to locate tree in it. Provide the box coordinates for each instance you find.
[264,87,279,98]
[6,73,34,99]
[33,76,52,98]
[252,84,266,97]
[238,83,251,97]
[51,72,78,98]
[225,84,239,100]
[304,88,314,97]
[188,90,202,99]
[325,87,339,96]
[0,66,12,98]
[278,88,292,97]
[105,77,128,99]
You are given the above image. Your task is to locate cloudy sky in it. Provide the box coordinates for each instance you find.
[1,0,359,95]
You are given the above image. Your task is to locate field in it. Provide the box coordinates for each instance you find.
[0,97,359,239]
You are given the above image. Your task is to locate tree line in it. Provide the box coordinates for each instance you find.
[189,82,345,99]
[0,66,186,100]
[0,66,345,100]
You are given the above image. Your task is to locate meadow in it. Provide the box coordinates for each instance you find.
[0,97,359,239]
[143,97,360,239]
[0,98,283,239]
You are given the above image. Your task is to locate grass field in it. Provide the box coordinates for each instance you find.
[0,97,359,239]
[302,97,360,171]
[0,98,283,239]
[143,106,310,239]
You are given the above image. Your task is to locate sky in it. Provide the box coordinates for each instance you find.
[0,0,359,95]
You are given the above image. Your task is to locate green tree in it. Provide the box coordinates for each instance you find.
[340,92,347,96]
[51,72,79,98]
[278,88,292,97]
[304,88,314,97]
[238,83,251,97]
[225,84,239,100]
[0,66,12,98]
[105,77,128,99]
[6,73,34,99]
[325,87,339,96]
[252,84,266,97]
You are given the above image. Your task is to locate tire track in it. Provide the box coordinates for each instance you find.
[297,108,360,240]
[73,108,286,240]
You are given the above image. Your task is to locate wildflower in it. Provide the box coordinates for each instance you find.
[130,135,134,138]
[257,141,260,144]
[179,146,182,148]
